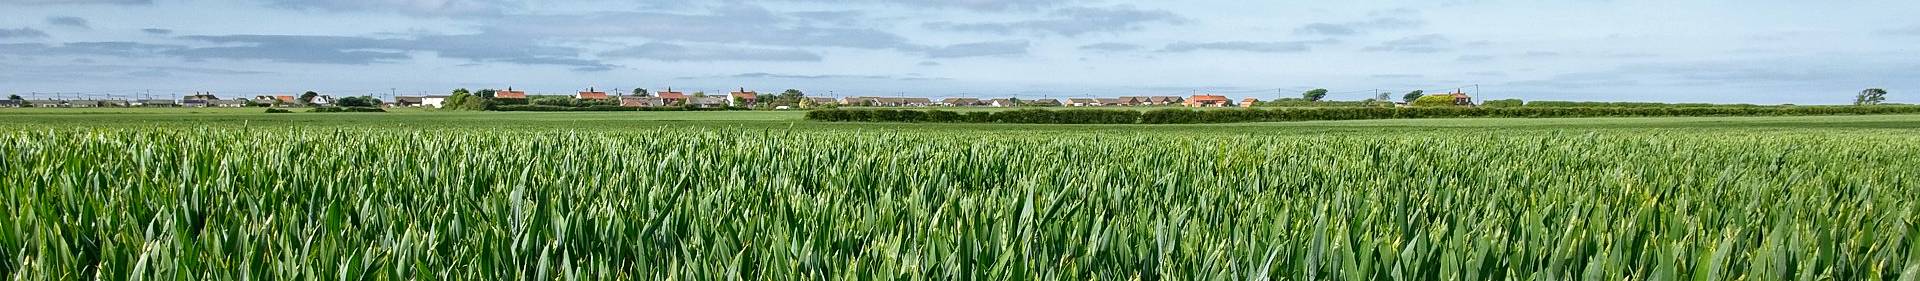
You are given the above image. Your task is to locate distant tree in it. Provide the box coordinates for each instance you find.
[1402,90,1425,103]
[299,91,320,104]
[779,89,805,104]
[444,88,472,110]
[336,96,383,107]
[6,94,20,101]
[475,89,497,99]
[1302,89,1329,102]
[632,88,650,97]
[693,91,707,98]
[1856,88,1888,105]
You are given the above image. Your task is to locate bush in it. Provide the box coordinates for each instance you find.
[1481,99,1524,108]
[808,106,1920,124]
[1411,95,1462,107]
[308,107,386,113]
[1523,101,1766,108]
[265,108,293,114]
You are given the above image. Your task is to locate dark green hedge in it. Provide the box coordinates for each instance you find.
[492,105,747,111]
[307,107,386,113]
[1522,101,1772,108]
[807,106,1920,124]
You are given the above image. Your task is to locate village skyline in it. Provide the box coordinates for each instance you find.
[3,0,1918,105]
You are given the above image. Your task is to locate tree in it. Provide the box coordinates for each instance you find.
[299,91,320,104]
[1856,88,1888,105]
[6,94,20,101]
[444,88,472,110]
[1302,89,1329,102]
[779,89,805,104]
[632,88,650,97]
[474,89,497,99]
[1402,90,1425,103]
[692,91,707,98]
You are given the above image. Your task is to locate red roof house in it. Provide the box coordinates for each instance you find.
[577,87,609,100]
[728,88,758,107]
[1185,95,1230,107]
[496,87,527,99]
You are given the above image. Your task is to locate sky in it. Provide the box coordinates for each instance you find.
[1,0,1916,104]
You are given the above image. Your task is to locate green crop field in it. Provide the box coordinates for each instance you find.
[2,109,1918,279]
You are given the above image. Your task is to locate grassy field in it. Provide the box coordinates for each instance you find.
[2,109,1918,279]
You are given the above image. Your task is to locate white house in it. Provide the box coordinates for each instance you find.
[422,96,449,108]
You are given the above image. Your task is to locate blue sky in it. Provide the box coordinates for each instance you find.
[1,0,1916,104]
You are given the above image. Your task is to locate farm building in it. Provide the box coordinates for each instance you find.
[422,96,448,108]
[1145,96,1184,105]
[98,100,130,107]
[393,96,424,107]
[988,98,1016,107]
[1449,90,1473,106]
[136,99,176,107]
[656,90,688,105]
[729,88,758,107]
[576,88,610,100]
[0,100,18,107]
[1241,98,1259,108]
[940,98,981,106]
[210,99,249,107]
[495,88,527,100]
[1185,95,1231,107]
[1068,98,1098,106]
[27,100,64,107]
[620,96,665,107]
[688,96,728,108]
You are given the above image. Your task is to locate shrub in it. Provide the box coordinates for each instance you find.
[1411,95,1462,107]
[308,107,386,113]
[1481,99,1524,108]
[264,108,293,113]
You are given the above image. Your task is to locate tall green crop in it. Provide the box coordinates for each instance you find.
[0,128,1916,280]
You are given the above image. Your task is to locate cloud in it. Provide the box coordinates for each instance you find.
[1456,55,1493,62]
[140,28,171,35]
[1364,34,1450,53]
[0,42,184,57]
[0,0,149,5]
[1160,40,1333,53]
[1295,17,1423,36]
[924,5,1185,36]
[261,0,513,16]
[485,5,919,50]
[1883,25,1920,36]
[682,72,950,81]
[1079,42,1143,52]
[793,0,1067,11]
[1372,74,1422,79]
[46,16,90,29]
[169,34,615,71]
[0,63,266,83]
[918,61,939,66]
[926,40,1029,58]
[601,43,822,62]
[0,28,50,39]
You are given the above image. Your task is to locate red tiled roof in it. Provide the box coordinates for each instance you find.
[1188,95,1229,102]
[496,89,527,99]
[577,91,609,100]
[657,91,687,99]
[275,96,295,102]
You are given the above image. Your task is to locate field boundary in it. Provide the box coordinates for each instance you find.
[805,106,1920,124]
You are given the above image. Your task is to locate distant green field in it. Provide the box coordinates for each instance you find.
[2,108,1918,279]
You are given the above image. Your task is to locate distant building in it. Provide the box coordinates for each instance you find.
[620,96,666,107]
[27,100,64,107]
[0,100,18,107]
[577,88,610,100]
[99,100,130,107]
[988,98,1016,107]
[1241,98,1259,108]
[804,97,836,106]
[688,96,728,108]
[210,99,248,108]
[136,99,177,107]
[656,89,688,105]
[1145,96,1184,105]
[729,88,758,107]
[1448,90,1473,106]
[495,87,528,100]
[1068,98,1098,106]
[940,98,981,106]
[422,96,449,108]
[1185,95,1231,107]
[394,96,425,107]
[184,92,219,101]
